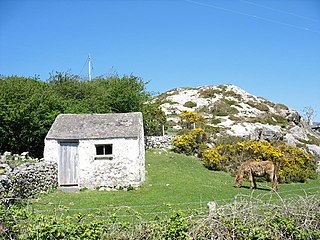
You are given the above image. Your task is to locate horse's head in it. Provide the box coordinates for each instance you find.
[235,174,242,188]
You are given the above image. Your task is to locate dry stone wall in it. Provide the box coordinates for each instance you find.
[145,136,174,149]
[0,152,57,203]
[0,137,173,199]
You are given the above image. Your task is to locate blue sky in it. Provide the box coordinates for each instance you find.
[1,0,320,121]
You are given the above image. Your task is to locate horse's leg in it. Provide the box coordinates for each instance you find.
[235,174,243,188]
[272,171,278,191]
[252,175,257,189]
[269,172,274,188]
[248,172,255,189]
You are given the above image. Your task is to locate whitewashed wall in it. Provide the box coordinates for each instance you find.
[44,137,145,190]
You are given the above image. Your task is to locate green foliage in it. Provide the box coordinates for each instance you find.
[275,103,289,111]
[143,103,166,136]
[183,101,197,108]
[224,90,242,101]
[161,211,190,240]
[211,99,239,117]
[0,73,151,157]
[248,113,288,126]
[0,76,66,157]
[247,100,270,112]
[211,118,221,125]
[93,74,149,113]
[1,193,319,240]
[299,134,320,146]
[199,88,222,98]
[202,141,317,183]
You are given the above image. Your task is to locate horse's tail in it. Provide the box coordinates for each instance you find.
[272,162,278,191]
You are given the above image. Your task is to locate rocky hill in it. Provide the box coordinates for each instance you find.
[153,84,320,158]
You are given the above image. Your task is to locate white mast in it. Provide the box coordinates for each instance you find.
[88,54,91,81]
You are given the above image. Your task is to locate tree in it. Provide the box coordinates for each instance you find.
[0,76,66,157]
[143,103,166,136]
[303,106,316,125]
[48,72,150,114]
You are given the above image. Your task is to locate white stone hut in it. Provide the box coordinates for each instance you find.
[44,112,145,190]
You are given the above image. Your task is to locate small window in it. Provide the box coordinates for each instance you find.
[96,144,113,156]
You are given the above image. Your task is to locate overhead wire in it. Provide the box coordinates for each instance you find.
[78,56,88,78]
[185,0,320,34]
[239,0,319,23]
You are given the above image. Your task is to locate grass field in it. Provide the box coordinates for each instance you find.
[29,149,320,216]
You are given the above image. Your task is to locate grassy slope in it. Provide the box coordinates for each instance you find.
[30,149,319,212]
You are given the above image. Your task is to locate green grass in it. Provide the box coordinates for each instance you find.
[29,149,319,215]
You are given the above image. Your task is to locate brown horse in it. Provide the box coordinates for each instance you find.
[235,161,278,191]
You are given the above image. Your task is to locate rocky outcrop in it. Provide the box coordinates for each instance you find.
[251,126,284,142]
[153,84,320,162]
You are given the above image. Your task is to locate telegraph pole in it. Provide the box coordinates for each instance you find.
[88,54,92,81]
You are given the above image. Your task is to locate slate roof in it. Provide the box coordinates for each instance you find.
[46,112,143,140]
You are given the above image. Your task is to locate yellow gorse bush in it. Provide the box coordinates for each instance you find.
[202,148,224,170]
[179,110,206,129]
[172,128,206,156]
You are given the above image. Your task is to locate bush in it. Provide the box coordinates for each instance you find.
[172,128,206,156]
[202,147,224,170]
[183,101,197,108]
[247,100,270,112]
[211,118,221,125]
[1,194,319,240]
[211,99,239,117]
[249,114,288,126]
[178,111,206,129]
[199,88,222,98]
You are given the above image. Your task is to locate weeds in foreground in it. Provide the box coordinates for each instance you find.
[1,193,319,239]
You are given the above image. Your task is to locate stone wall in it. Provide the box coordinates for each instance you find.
[145,136,174,149]
[0,153,57,203]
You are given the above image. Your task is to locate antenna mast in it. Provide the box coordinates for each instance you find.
[88,54,91,81]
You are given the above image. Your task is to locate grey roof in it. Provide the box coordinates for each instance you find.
[46,112,143,140]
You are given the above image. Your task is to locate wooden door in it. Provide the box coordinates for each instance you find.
[59,142,79,186]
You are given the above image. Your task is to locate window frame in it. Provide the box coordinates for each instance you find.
[95,144,113,160]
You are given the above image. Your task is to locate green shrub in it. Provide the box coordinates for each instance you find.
[211,118,221,125]
[222,98,237,106]
[275,103,289,111]
[199,88,222,98]
[183,101,197,108]
[217,85,228,91]
[224,91,242,101]
[211,99,239,117]
[229,115,242,122]
[161,211,190,240]
[249,114,288,126]
[246,100,270,112]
